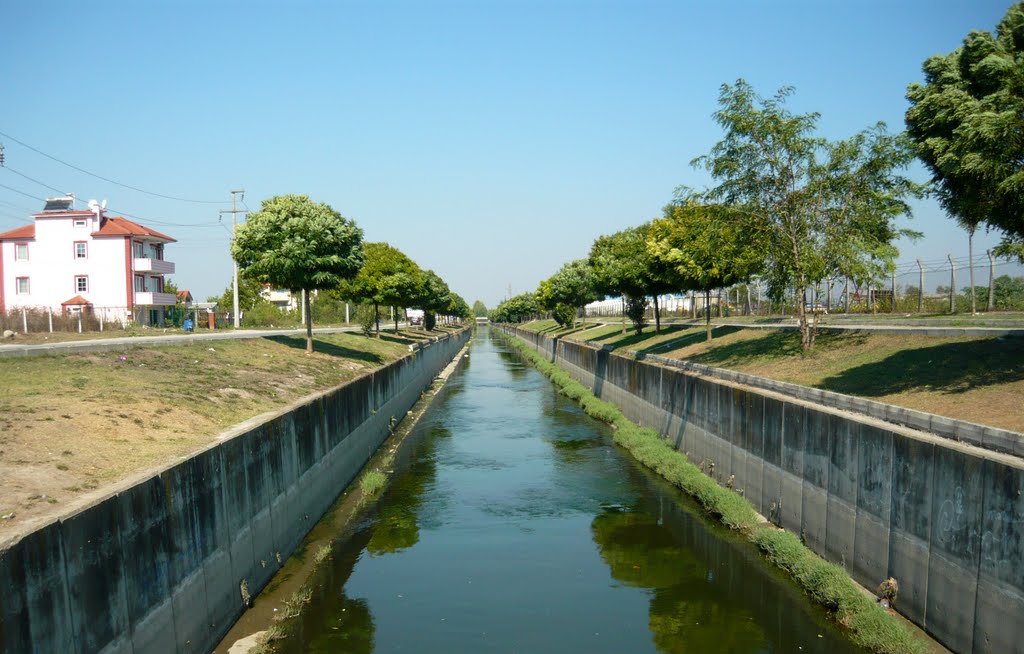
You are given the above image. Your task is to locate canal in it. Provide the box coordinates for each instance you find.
[271,328,866,653]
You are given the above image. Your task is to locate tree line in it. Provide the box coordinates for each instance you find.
[229,194,470,353]
[494,3,1024,352]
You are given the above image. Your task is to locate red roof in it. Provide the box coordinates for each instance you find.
[61,295,92,306]
[177,289,193,302]
[92,217,176,242]
[0,224,35,240]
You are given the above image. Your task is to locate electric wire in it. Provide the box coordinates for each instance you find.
[0,129,228,204]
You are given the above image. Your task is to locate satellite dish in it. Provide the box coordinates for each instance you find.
[88,199,99,212]
[101,199,107,209]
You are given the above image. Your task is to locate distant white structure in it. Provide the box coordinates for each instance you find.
[0,196,177,326]
[584,294,694,316]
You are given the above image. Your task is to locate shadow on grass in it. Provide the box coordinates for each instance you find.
[635,326,744,356]
[265,335,385,364]
[683,329,808,367]
[819,336,1024,396]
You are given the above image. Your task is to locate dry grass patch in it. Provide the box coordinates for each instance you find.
[0,332,411,538]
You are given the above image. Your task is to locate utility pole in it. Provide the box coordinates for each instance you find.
[220,190,246,328]
[917,259,924,314]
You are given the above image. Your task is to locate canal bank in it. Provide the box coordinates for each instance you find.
[0,328,470,654]
[256,327,873,654]
[499,324,1023,654]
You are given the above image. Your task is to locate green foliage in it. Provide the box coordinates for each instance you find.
[692,80,921,350]
[360,470,387,496]
[491,293,540,323]
[536,259,600,326]
[551,303,577,327]
[906,3,1024,258]
[337,242,420,333]
[472,300,488,317]
[232,194,364,351]
[243,301,301,328]
[623,294,648,333]
[589,223,678,330]
[353,304,378,336]
[752,528,925,654]
[209,275,265,311]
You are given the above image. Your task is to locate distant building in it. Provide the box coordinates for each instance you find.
[0,196,177,326]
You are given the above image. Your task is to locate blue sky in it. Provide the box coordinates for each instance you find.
[0,0,1018,307]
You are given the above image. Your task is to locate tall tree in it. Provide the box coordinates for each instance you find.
[471,300,489,318]
[232,194,364,353]
[693,80,919,350]
[906,2,1024,262]
[536,259,600,327]
[649,202,763,341]
[337,242,421,336]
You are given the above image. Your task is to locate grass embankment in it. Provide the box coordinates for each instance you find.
[524,319,1024,432]
[501,330,927,654]
[0,328,457,538]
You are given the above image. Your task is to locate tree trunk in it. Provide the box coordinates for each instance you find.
[621,295,626,334]
[653,294,661,333]
[705,290,712,341]
[374,302,380,337]
[969,228,977,315]
[394,306,399,333]
[304,289,314,354]
[797,280,814,351]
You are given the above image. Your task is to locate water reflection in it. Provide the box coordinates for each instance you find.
[592,508,766,653]
[270,328,866,654]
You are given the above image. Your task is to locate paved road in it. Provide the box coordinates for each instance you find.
[0,325,375,358]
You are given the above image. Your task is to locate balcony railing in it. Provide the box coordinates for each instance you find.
[134,258,175,274]
[135,291,177,306]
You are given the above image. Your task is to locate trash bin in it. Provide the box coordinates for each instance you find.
[183,318,193,333]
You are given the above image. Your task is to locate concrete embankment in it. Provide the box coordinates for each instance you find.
[500,325,1024,654]
[0,328,470,654]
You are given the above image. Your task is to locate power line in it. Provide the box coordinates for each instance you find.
[3,166,66,196]
[0,182,45,202]
[0,129,228,204]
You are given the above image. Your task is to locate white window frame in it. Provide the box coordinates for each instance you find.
[75,241,88,259]
[16,277,29,294]
[15,243,28,261]
[73,219,87,228]
[75,275,89,294]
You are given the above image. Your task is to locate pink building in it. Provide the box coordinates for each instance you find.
[0,196,177,326]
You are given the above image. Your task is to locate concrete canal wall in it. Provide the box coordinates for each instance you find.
[502,326,1024,654]
[0,329,470,654]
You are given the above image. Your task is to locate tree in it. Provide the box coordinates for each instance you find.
[536,259,600,328]
[649,202,763,341]
[906,3,1024,261]
[589,223,676,334]
[337,242,421,336]
[471,300,488,318]
[412,269,452,330]
[492,293,539,323]
[208,275,264,312]
[232,194,364,353]
[693,80,920,350]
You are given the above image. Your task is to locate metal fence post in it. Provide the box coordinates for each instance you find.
[988,250,996,311]
[948,254,957,313]
[22,308,27,333]
[917,259,924,313]
[48,309,53,333]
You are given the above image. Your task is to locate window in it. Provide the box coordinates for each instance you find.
[135,275,145,292]
[15,243,28,261]
[16,277,29,294]
[74,219,87,228]
[75,276,89,293]
[74,241,88,259]
[133,241,144,258]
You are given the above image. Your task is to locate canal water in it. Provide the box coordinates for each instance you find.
[273,328,866,653]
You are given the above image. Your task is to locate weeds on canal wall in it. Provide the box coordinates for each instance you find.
[501,331,926,654]
[360,470,387,496]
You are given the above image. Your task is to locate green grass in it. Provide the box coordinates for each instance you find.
[359,470,387,496]
[499,329,927,654]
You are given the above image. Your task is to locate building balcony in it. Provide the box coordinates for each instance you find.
[134,258,175,274]
[135,291,177,306]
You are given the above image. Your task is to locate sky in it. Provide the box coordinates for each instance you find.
[0,0,1019,308]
